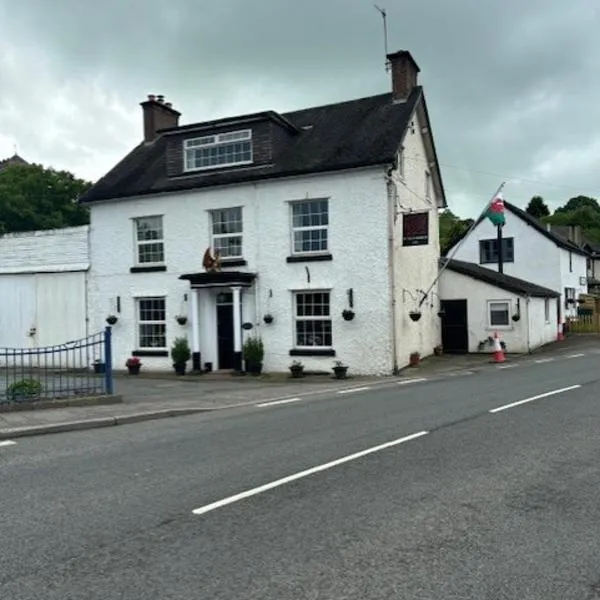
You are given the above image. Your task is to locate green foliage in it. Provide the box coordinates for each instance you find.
[7,379,43,402]
[0,163,91,234]
[525,195,550,218]
[170,337,191,364]
[439,209,473,255]
[243,337,264,363]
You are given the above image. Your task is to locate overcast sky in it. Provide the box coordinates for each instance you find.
[1,0,599,218]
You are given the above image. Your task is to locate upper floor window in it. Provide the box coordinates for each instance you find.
[403,212,429,246]
[291,199,329,254]
[184,130,252,171]
[134,216,164,265]
[479,237,514,264]
[211,207,243,259]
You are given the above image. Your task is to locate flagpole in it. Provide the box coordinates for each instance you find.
[418,181,506,307]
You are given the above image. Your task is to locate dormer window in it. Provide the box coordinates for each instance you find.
[183,130,252,171]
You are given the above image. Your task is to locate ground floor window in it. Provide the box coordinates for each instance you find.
[488,300,510,327]
[293,291,332,347]
[136,297,167,349]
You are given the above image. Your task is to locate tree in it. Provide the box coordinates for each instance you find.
[0,163,91,234]
[555,195,600,214]
[439,209,473,255]
[525,195,550,219]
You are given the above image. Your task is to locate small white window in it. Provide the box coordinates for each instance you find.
[488,300,510,327]
[290,199,329,255]
[211,207,243,258]
[293,291,332,348]
[134,216,164,265]
[544,298,550,322]
[136,297,166,349]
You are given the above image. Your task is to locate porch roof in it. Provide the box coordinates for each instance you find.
[179,270,257,288]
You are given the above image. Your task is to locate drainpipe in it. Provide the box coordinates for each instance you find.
[386,169,399,374]
[525,295,532,353]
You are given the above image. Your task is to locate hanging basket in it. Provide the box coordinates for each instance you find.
[409,311,422,322]
[176,315,188,325]
[342,309,355,321]
[106,315,118,325]
[263,314,274,324]
[511,314,520,322]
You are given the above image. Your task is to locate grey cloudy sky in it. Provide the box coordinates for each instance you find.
[0,0,599,218]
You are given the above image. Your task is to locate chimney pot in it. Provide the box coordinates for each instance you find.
[386,50,420,102]
[140,94,181,142]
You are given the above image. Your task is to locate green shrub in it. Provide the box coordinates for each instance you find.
[243,337,264,363]
[7,379,43,402]
[170,337,191,364]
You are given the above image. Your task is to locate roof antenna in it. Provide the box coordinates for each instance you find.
[374,4,390,71]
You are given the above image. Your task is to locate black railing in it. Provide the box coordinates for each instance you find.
[0,327,113,404]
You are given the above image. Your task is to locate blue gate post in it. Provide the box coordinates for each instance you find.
[103,326,114,395]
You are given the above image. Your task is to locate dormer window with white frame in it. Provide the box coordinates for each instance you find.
[183,130,252,171]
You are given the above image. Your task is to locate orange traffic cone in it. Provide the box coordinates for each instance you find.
[491,331,505,363]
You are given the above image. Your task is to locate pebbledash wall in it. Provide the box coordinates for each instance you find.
[0,226,89,348]
[439,269,558,353]
[88,162,441,374]
[448,209,587,320]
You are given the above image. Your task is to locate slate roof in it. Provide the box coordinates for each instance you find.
[440,258,560,298]
[80,86,444,204]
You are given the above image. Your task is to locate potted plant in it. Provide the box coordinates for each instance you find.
[106,315,118,325]
[171,337,191,375]
[263,313,274,324]
[93,358,105,374]
[342,309,355,321]
[176,315,188,325]
[289,360,304,378]
[409,351,420,367]
[125,356,142,375]
[332,360,348,379]
[409,310,422,322]
[243,336,264,375]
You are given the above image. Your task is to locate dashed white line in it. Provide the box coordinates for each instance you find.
[489,384,581,414]
[534,358,554,364]
[397,378,427,385]
[566,353,586,359]
[192,430,429,516]
[498,364,517,369]
[337,386,371,395]
[0,440,16,447]
[256,397,302,408]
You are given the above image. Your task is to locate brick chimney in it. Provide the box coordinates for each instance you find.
[140,94,181,142]
[386,50,420,102]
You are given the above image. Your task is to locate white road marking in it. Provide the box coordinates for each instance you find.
[489,384,581,414]
[566,353,585,359]
[534,358,554,363]
[397,378,427,385]
[498,364,517,369]
[0,440,16,447]
[337,386,370,395]
[192,430,428,516]
[256,397,302,408]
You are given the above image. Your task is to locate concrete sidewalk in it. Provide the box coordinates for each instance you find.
[1,335,596,440]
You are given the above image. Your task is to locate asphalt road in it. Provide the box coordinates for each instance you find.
[1,351,600,599]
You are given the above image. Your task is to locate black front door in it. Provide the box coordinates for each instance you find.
[217,293,235,369]
[441,299,469,353]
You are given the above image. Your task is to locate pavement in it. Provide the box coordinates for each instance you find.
[1,337,600,598]
[0,335,596,440]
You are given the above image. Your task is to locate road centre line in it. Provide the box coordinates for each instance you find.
[566,353,585,358]
[192,430,429,516]
[0,440,16,447]
[337,386,371,395]
[397,378,428,385]
[489,385,581,414]
[256,397,302,408]
[534,358,554,363]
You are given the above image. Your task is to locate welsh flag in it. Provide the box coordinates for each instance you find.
[486,192,506,226]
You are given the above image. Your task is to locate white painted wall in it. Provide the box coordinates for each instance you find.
[389,107,442,366]
[89,168,403,374]
[447,210,587,318]
[0,226,89,350]
[439,269,558,353]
